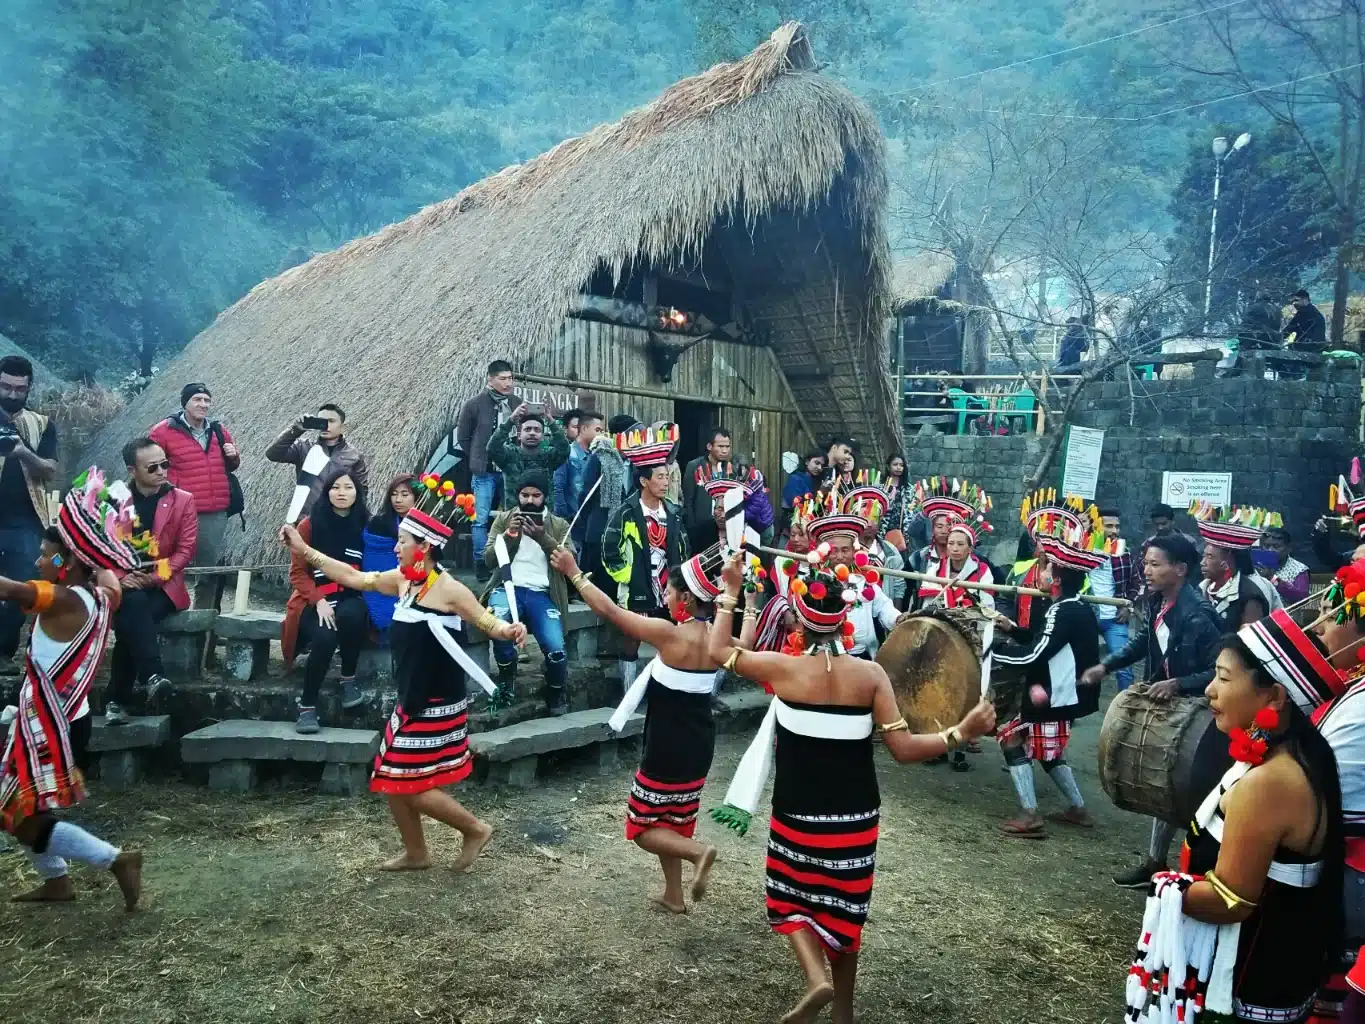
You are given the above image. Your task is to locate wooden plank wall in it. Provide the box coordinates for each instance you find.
[521,320,808,488]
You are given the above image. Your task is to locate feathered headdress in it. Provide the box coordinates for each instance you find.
[56,467,141,572]
[1189,502,1280,551]
[400,474,477,546]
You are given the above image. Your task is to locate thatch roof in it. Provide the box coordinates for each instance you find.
[0,333,65,391]
[84,23,896,564]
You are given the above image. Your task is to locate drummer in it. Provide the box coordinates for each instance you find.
[992,507,1104,838]
[1190,503,1283,629]
[906,478,994,611]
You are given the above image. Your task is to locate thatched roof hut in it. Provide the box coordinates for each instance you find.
[85,23,896,564]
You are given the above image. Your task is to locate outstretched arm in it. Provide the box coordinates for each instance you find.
[280,524,402,596]
[548,547,676,648]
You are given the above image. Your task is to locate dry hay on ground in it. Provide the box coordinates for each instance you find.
[0,727,1145,1024]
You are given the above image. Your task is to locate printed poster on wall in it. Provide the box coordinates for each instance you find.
[1060,425,1104,500]
[1161,471,1232,508]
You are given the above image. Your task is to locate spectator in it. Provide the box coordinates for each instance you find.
[1258,525,1310,605]
[487,405,570,516]
[265,403,369,515]
[148,383,239,609]
[483,469,572,716]
[105,437,198,725]
[360,473,416,634]
[0,355,58,667]
[456,360,526,578]
[577,414,637,588]
[554,410,602,524]
[1285,288,1328,351]
[281,466,371,734]
[1087,507,1139,691]
[1056,317,1088,370]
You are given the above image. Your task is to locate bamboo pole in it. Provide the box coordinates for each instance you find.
[747,545,1131,608]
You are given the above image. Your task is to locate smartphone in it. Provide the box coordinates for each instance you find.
[302,416,330,431]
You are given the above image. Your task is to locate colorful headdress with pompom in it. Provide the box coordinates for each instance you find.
[56,467,141,572]
[400,474,477,546]
[1034,498,1118,572]
[1189,502,1280,551]
[616,423,679,469]
[913,476,992,539]
[1329,457,1365,539]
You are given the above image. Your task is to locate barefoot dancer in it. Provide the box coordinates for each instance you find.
[549,542,722,915]
[1,470,143,908]
[709,552,995,1024]
[281,478,526,873]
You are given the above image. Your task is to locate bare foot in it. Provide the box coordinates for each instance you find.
[378,852,432,871]
[111,850,142,912]
[451,822,493,874]
[650,894,689,915]
[691,846,717,903]
[781,982,834,1023]
[11,876,76,903]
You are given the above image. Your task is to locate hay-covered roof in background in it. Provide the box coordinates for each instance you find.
[84,22,895,564]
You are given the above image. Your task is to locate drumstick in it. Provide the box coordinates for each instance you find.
[745,544,1131,608]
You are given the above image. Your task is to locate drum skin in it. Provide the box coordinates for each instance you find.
[1098,686,1233,825]
[876,609,980,734]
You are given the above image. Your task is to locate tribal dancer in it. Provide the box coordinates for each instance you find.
[282,478,525,873]
[1123,613,1343,1024]
[1191,503,1284,629]
[992,499,1106,839]
[1,470,143,908]
[906,478,994,611]
[549,542,722,914]
[708,551,994,1024]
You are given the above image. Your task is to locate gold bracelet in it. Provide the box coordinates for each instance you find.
[878,718,909,734]
[1205,870,1256,912]
[723,649,742,673]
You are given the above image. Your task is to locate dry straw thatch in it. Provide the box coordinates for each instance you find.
[84,23,896,566]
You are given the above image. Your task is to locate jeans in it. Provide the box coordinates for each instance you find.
[0,524,42,657]
[471,472,499,561]
[489,586,566,689]
[1100,619,1132,689]
[298,597,368,706]
[192,510,228,610]
[110,587,176,703]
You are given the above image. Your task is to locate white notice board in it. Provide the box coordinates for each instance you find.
[1161,471,1232,507]
[1060,426,1105,500]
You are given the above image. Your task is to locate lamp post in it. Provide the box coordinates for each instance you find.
[1203,132,1252,329]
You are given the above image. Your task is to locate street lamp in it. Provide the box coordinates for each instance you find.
[1203,132,1252,328]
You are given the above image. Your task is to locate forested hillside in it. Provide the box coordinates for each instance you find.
[2,0,1359,376]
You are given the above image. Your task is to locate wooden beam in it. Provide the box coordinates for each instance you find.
[763,345,817,450]
[517,371,793,414]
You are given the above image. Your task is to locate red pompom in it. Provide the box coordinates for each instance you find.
[1252,706,1280,731]
[808,581,827,600]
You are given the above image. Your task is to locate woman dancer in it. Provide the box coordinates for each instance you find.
[282,479,525,872]
[708,552,994,1024]
[549,543,722,914]
[1,471,143,908]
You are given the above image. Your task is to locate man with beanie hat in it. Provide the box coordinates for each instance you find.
[148,383,239,609]
[482,469,572,715]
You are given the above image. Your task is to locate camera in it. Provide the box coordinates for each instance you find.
[0,424,18,456]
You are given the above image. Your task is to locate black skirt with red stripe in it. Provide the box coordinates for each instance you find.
[624,674,715,840]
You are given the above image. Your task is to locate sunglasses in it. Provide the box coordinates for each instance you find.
[144,460,171,472]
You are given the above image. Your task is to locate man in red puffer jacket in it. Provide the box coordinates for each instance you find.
[148,383,240,609]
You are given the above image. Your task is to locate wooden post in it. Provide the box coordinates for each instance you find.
[233,571,252,615]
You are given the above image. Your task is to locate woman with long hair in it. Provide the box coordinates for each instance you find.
[708,551,994,1024]
[1124,621,1344,1023]
[0,471,143,908]
[282,481,525,873]
[281,465,372,733]
[549,542,722,915]
[362,473,417,633]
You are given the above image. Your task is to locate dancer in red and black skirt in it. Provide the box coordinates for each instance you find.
[550,542,723,914]
[282,477,526,873]
[709,552,995,1024]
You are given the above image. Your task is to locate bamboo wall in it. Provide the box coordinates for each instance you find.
[518,319,809,488]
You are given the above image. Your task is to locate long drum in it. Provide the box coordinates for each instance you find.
[876,608,981,734]
[1097,686,1233,826]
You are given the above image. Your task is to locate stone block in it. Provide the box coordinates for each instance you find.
[222,639,270,682]
[213,611,283,641]
[89,714,169,752]
[468,707,645,762]
[97,750,141,789]
[208,759,257,794]
[319,762,369,797]
[182,720,379,764]
[159,633,205,678]
[487,754,538,787]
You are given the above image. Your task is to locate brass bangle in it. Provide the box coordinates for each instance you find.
[879,717,909,734]
[1205,870,1256,912]
[723,649,742,673]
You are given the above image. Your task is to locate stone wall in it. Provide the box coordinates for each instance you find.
[902,367,1361,566]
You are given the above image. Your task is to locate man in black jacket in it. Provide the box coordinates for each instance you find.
[1080,533,1223,887]
[1284,288,1328,351]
